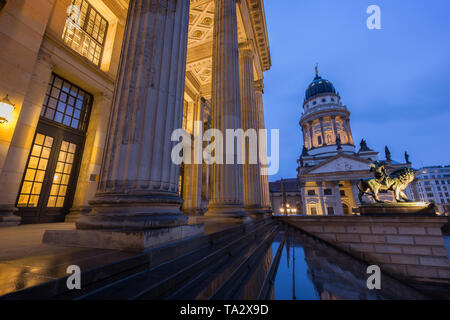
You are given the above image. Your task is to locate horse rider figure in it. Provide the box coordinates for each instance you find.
[371,161,389,187]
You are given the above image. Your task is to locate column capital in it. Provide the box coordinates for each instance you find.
[238,40,253,51]
[238,41,255,59]
[36,51,56,70]
[254,79,264,94]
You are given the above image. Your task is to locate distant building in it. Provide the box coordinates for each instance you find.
[268,67,412,216]
[413,166,450,214]
[269,178,302,215]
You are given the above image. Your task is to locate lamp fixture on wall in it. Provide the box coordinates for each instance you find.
[0,94,15,124]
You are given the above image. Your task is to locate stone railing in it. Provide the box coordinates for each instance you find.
[277,216,450,285]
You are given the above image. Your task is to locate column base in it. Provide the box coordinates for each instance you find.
[0,205,21,227]
[204,203,248,222]
[43,224,204,252]
[65,206,92,223]
[77,193,187,230]
[245,206,266,217]
[183,208,206,216]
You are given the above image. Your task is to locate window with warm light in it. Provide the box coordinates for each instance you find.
[62,0,108,66]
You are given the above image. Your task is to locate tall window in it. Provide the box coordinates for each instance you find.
[63,0,108,66]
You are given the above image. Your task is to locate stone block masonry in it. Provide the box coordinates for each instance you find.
[278,216,450,285]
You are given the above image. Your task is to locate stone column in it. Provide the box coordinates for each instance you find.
[332,116,338,143]
[334,181,344,216]
[76,0,192,231]
[351,180,360,207]
[302,127,307,149]
[205,0,246,218]
[345,118,354,145]
[308,121,314,147]
[0,54,54,226]
[66,92,113,222]
[182,96,204,216]
[319,117,326,146]
[299,181,307,216]
[255,80,271,213]
[317,182,326,215]
[239,42,263,215]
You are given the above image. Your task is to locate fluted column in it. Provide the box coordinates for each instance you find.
[255,80,271,213]
[332,116,338,143]
[345,118,354,145]
[77,0,191,230]
[319,117,326,146]
[308,121,314,147]
[182,96,204,216]
[205,0,246,218]
[302,127,307,148]
[239,42,263,215]
[317,182,326,215]
[351,179,360,208]
[334,181,344,216]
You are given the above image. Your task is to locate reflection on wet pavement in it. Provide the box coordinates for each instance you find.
[272,229,427,300]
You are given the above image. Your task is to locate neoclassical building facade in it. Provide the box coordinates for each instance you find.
[297,68,413,216]
[0,0,272,232]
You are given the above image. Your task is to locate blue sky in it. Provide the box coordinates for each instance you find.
[262,0,450,182]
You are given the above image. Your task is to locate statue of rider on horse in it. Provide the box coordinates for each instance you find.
[357,161,416,204]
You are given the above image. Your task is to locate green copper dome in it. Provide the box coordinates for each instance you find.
[305,75,336,100]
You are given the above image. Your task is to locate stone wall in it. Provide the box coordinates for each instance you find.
[278,216,450,285]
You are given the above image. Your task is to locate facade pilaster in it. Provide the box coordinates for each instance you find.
[0,55,54,226]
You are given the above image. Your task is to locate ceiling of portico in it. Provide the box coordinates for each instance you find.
[187,0,250,92]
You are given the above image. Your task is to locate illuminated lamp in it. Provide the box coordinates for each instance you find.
[0,95,15,124]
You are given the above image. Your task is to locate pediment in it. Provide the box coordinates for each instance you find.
[306,155,371,174]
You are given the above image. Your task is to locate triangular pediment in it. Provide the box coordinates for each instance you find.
[305,154,371,174]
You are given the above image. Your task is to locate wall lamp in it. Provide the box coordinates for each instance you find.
[0,94,15,124]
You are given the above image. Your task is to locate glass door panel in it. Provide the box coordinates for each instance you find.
[17,134,54,208]
[47,141,77,208]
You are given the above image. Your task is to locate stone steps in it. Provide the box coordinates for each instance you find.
[209,224,280,300]
[2,218,276,299]
[79,219,277,300]
[163,223,280,300]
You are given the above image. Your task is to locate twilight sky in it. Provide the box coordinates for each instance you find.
[262,0,450,182]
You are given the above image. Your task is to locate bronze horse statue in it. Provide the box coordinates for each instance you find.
[357,162,415,203]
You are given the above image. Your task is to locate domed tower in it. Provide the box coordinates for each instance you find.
[299,66,355,164]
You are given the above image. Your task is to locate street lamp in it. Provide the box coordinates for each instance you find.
[0,95,15,124]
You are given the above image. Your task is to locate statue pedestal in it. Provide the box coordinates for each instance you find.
[358,202,436,217]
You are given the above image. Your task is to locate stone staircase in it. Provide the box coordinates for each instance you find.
[2,218,283,300]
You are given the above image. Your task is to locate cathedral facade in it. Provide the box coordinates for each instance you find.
[296,68,412,216]
[0,0,272,230]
